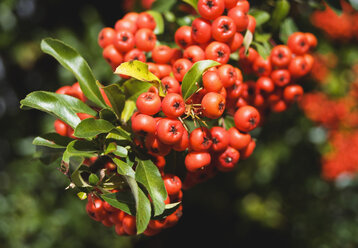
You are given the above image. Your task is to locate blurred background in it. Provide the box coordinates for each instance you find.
[1,0,358,247]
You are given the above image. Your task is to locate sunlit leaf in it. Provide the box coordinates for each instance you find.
[41,38,106,108]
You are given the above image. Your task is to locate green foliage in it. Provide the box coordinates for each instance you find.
[41,38,107,108]
[181,60,220,100]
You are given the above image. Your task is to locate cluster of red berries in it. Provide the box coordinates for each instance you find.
[85,186,183,236]
[53,82,185,236]
[300,70,358,179]
[311,0,358,41]
[310,52,338,83]
[234,31,317,114]
[83,0,317,236]
[98,11,158,72]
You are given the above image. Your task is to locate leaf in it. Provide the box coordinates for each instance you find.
[152,202,182,220]
[125,176,151,234]
[77,192,87,200]
[101,191,136,215]
[110,126,132,141]
[181,60,220,100]
[105,144,128,157]
[33,133,73,149]
[252,41,271,60]
[34,146,63,166]
[56,94,97,116]
[41,38,106,108]
[135,159,167,216]
[223,115,235,129]
[121,100,136,123]
[74,118,115,138]
[122,79,152,101]
[114,61,160,84]
[112,157,135,178]
[71,163,92,188]
[63,140,98,163]
[99,108,117,123]
[255,33,272,43]
[88,173,99,185]
[243,30,253,56]
[101,84,125,118]
[182,0,198,12]
[150,0,176,12]
[249,9,270,27]
[349,0,358,10]
[270,0,290,30]
[279,18,298,44]
[20,91,81,129]
[114,146,128,157]
[146,11,165,35]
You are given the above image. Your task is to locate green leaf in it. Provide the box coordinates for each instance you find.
[63,140,98,163]
[349,0,358,10]
[252,41,271,60]
[33,133,73,149]
[121,100,136,123]
[223,115,235,129]
[125,176,151,234]
[146,11,165,35]
[249,9,270,27]
[243,30,253,55]
[105,143,128,157]
[122,79,152,101]
[113,157,135,178]
[77,192,87,200]
[71,163,92,188]
[74,118,115,139]
[181,60,220,100]
[101,191,136,215]
[56,93,97,116]
[88,173,99,185]
[182,0,198,12]
[150,0,176,12]
[279,18,298,44]
[101,84,125,118]
[270,0,290,30]
[99,108,117,123]
[255,33,272,43]
[110,126,132,141]
[114,146,128,157]
[152,202,182,220]
[41,38,106,108]
[34,146,64,166]
[135,159,167,216]
[20,91,81,129]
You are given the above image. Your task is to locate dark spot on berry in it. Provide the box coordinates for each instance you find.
[222,23,230,32]
[219,102,225,111]
[249,117,256,126]
[258,67,265,74]
[212,137,219,144]
[122,35,128,42]
[173,101,181,109]
[217,50,225,58]
[179,39,187,47]
[225,156,233,163]
[170,125,178,134]
[206,0,214,8]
